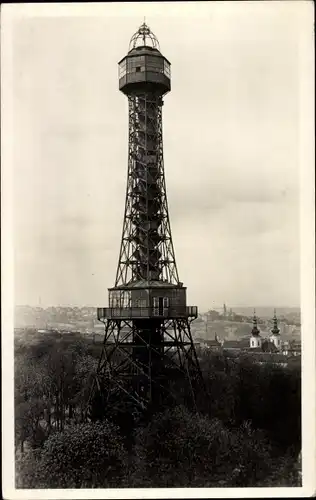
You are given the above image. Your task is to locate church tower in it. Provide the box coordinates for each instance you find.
[250,310,262,349]
[270,309,281,350]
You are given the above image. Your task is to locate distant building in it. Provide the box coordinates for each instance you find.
[222,338,249,352]
[196,308,300,370]
[290,340,301,356]
[282,339,301,357]
[207,310,221,321]
[195,334,222,351]
[261,339,278,353]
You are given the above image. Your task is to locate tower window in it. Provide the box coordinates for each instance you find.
[136,66,141,72]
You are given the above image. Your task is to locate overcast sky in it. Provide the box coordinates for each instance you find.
[7,2,311,311]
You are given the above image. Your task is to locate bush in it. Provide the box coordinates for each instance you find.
[131,406,276,487]
[17,422,127,488]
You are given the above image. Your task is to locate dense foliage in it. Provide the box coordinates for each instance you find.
[16,422,127,488]
[15,332,301,488]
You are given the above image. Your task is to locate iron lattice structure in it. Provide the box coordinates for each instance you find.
[89,23,203,418]
[115,93,179,286]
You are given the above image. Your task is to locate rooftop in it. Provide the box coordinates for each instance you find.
[203,339,222,347]
[223,338,250,349]
[223,340,243,349]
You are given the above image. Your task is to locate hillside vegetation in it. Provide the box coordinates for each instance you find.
[15,330,301,488]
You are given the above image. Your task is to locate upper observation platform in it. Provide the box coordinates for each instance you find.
[118,22,171,96]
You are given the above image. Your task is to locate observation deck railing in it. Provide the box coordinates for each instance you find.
[119,71,170,93]
[97,305,198,321]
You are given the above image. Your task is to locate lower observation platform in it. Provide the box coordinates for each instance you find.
[97,306,198,321]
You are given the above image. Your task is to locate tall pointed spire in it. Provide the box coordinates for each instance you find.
[270,308,281,350]
[249,309,262,349]
[251,309,260,336]
[271,309,280,335]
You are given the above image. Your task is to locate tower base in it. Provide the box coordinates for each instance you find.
[87,317,203,420]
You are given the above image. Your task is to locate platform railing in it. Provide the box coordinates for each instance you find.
[97,305,198,321]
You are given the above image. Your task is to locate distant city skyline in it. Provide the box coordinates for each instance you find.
[8,2,306,311]
[13,299,302,314]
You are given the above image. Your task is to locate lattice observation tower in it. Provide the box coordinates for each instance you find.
[89,22,203,417]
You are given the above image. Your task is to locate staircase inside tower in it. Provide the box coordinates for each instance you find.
[116,91,178,286]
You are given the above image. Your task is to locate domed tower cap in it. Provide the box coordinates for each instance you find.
[129,21,160,51]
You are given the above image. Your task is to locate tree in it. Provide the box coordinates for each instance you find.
[17,422,128,488]
[15,330,301,488]
[131,406,275,487]
[15,398,47,452]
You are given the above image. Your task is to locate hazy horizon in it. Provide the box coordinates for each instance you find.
[9,2,305,311]
[15,303,301,312]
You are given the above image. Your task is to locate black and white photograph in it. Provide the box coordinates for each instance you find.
[1,1,315,498]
